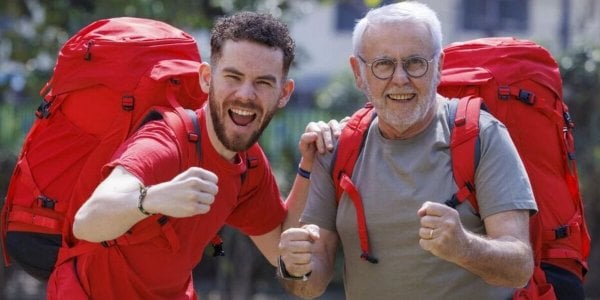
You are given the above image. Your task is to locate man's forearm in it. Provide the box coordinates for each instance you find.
[282,160,312,230]
[454,233,534,287]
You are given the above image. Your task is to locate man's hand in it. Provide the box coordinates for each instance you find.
[143,167,219,217]
[298,117,349,167]
[279,224,320,277]
[417,201,471,263]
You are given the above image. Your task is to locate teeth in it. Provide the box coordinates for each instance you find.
[388,94,413,100]
[231,108,253,116]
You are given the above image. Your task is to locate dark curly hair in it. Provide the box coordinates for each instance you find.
[210,11,295,76]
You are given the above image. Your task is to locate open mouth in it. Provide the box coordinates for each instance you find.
[229,108,257,126]
[387,93,416,101]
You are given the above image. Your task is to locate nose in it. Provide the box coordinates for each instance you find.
[235,81,257,102]
[390,64,410,85]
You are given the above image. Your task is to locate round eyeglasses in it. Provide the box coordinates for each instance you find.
[357,55,434,80]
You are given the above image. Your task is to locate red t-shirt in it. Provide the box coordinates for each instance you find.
[76,108,286,299]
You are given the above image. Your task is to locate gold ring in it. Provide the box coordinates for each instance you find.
[429,229,434,239]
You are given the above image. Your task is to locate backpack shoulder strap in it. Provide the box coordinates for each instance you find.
[332,102,376,202]
[162,108,227,257]
[156,107,201,168]
[331,102,378,264]
[446,96,482,212]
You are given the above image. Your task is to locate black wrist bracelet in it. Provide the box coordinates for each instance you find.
[137,184,153,216]
[297,166,311,179]
[277,256,311,281]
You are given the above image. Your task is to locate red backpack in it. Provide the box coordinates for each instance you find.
[331,37,590,299]
[1,17,208,281]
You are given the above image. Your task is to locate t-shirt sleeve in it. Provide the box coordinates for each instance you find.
[226,146,286,236]
[475,112,538,219]
[102,120,181,185]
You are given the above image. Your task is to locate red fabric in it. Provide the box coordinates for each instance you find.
[449,96,481,211]
[439,37,590,296]
[46,259,88,300]
[332,103,374,202]
[76,108,285,299]
[1,17,207,275]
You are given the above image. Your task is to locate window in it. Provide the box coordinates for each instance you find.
[462,0,529,33]
[335,0,396,32]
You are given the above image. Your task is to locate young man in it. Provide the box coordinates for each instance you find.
[278,2,538,299]
[68,12,333,299]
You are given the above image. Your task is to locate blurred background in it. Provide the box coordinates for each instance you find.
[0,0,598,299]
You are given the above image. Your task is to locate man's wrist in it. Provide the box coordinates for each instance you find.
[277,256,311,281]
[297,166,311,179]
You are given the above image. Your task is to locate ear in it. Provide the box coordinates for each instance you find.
[199,62,211,94]
[277,78,295,108]
[435,51,445,82]
[350,55,365,90]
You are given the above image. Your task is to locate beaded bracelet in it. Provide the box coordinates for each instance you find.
[137,184,153,216]
[297,166,311,179]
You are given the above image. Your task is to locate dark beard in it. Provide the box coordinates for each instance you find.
[208,88,276,152]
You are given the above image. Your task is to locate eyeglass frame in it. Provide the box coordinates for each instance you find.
[357,54,435,80]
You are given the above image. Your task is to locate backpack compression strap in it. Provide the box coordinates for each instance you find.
[331,102,378,264]
[446,96,482,211]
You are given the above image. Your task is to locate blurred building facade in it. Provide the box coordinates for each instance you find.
[288,0,600,92]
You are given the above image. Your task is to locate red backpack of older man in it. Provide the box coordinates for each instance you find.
[332,37,590,300]
[0,17,208,295]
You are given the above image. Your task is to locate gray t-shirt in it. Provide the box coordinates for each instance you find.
[301,98,537,300]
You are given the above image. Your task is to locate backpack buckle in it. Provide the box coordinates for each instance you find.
[36,100,52,119]
[554,225,570,239]
[563,111,575,128]
[517,90,535,105]
[36,195,55,209]
[187,132,199,142]
[498,86,511,100]
[122,95,135,111]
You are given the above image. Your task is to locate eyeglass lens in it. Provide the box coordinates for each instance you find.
[372,57,429,79]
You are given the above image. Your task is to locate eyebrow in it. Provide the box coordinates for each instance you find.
[222,67,278,84]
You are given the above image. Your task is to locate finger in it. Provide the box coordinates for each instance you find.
[175,167,218,184]
[419,237,432,252]
[419,227,436,240]
[302,224,320,241]
[190,167,219,183]
[327,119,342,138]
[286,252,313,265]
[284,240,314,253]
[340,116,351,126]
[195,201,212,214]
[419,214,438,229]
[305,122,327,154]
[315,121,331,153]
[281,227,317,242]
[298,132,318,153]
[187,177,219,196]
[417,201,444,217]
[321,128,334,152]
[195,191,216,206]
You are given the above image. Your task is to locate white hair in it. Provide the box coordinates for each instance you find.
[352,1,443,56]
